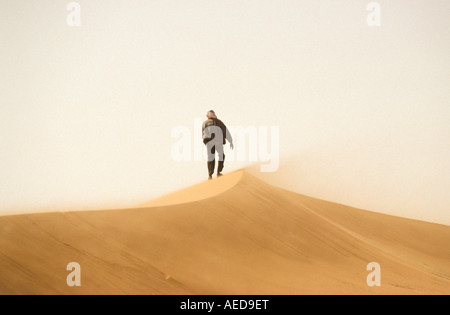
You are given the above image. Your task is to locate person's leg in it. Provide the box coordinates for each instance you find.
[206,143,216,178]
[216,144,225,175]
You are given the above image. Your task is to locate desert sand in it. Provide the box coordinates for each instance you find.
[0,169,449,294]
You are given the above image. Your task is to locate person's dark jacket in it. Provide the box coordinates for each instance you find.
[202,118,233,145]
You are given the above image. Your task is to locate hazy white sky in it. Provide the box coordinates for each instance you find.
[1,1,449,224]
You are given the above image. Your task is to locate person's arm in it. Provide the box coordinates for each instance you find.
[222,121,234,149]
[202,121,209,144]
[226,127,233,146]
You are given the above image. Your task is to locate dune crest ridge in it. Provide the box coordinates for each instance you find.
[139,169,244,207]
[0,170,449,294]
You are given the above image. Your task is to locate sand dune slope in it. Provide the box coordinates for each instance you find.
[0,170,449,294]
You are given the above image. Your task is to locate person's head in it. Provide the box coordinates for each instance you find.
[206,110,217,119]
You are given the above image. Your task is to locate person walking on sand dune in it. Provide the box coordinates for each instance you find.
[202,110,234,180]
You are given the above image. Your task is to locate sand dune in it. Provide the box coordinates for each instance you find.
[138,170,243,207]
[0,170,449,294]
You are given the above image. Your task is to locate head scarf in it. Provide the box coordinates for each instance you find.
[206,110,217,119]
